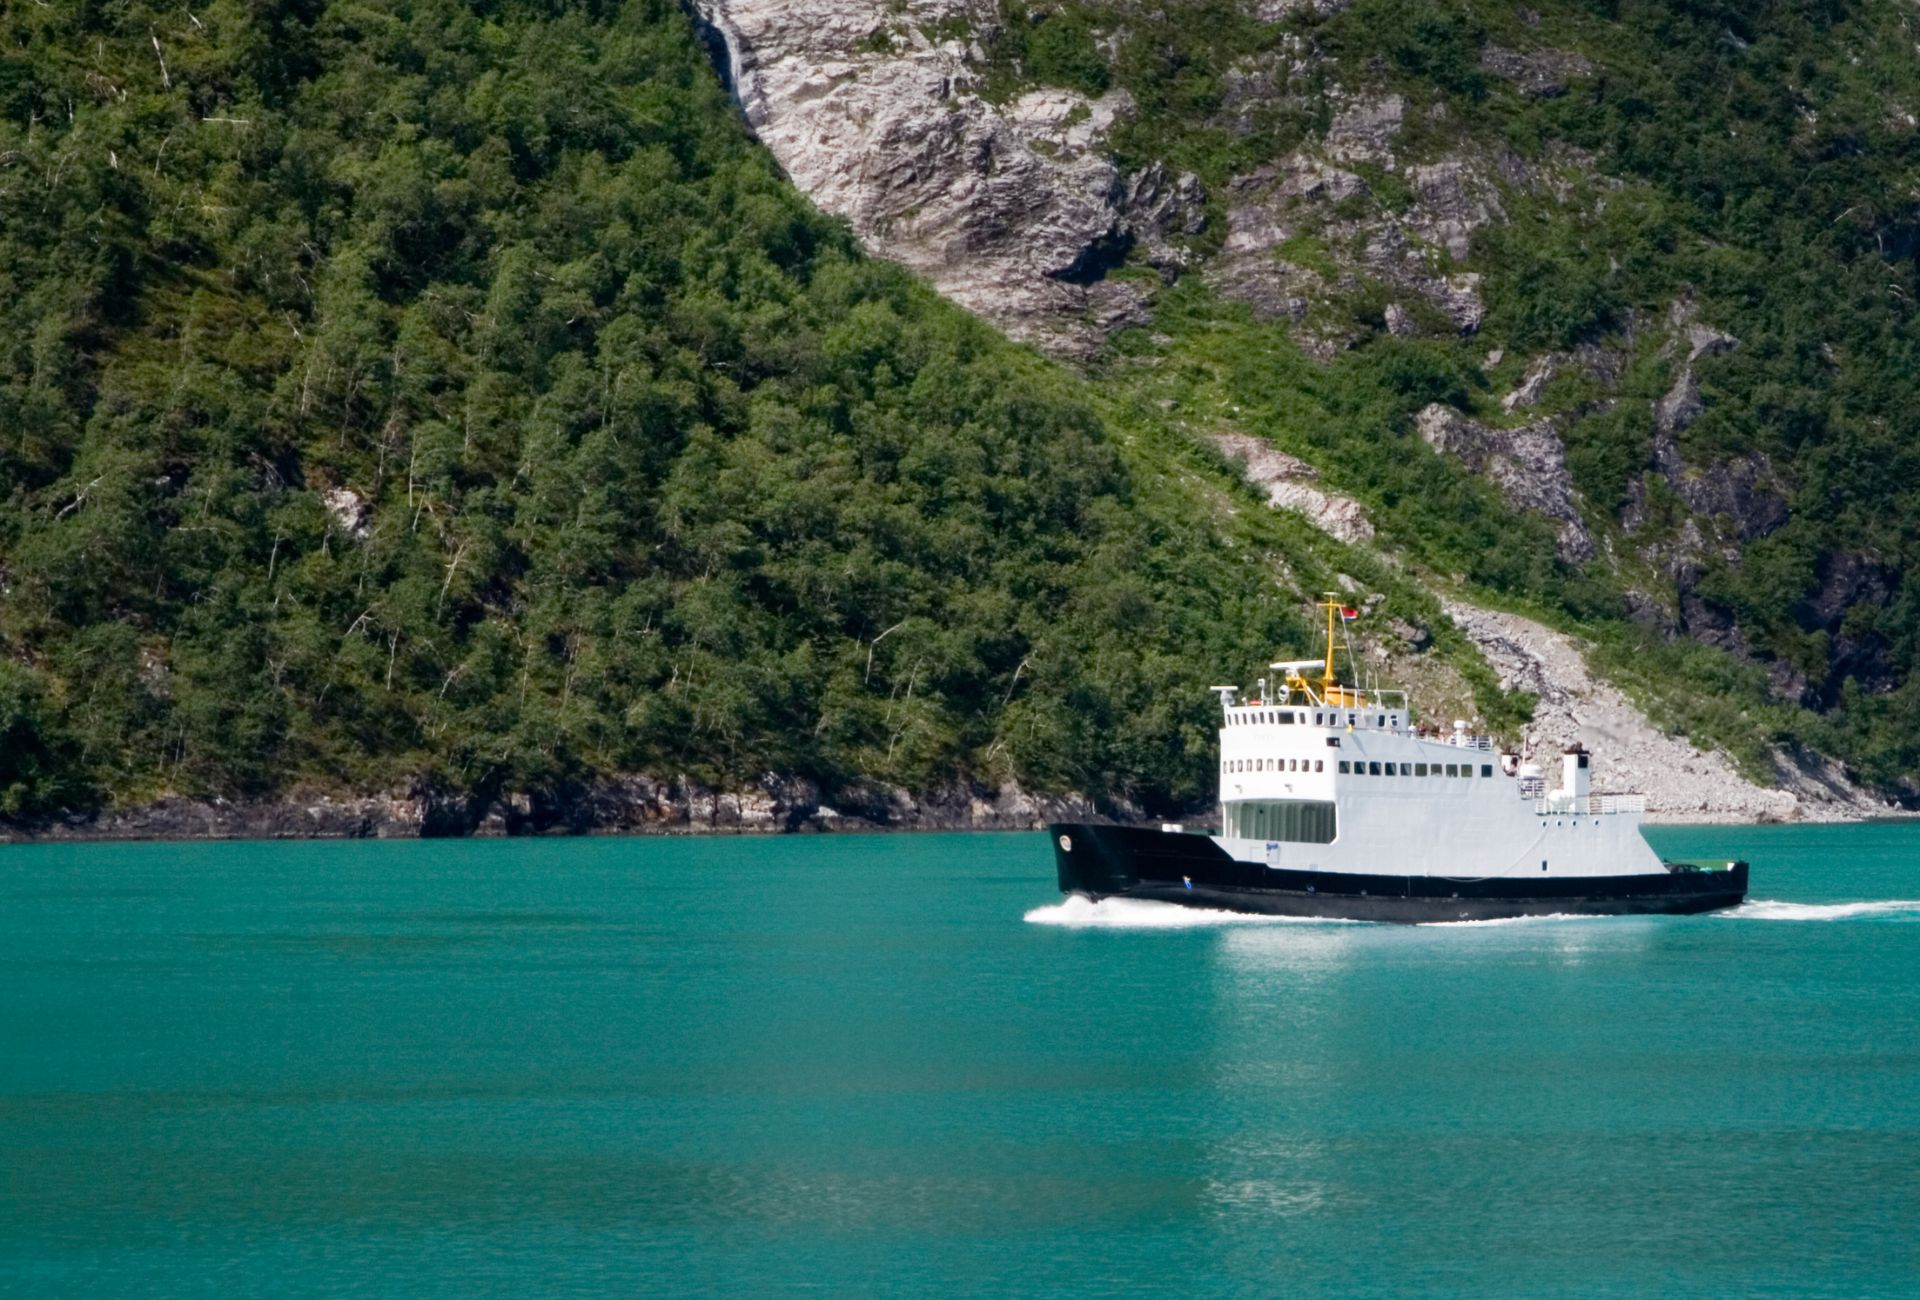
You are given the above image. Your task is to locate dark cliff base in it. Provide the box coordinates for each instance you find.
[0,776,1146,844]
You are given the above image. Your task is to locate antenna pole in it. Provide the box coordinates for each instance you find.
[1322,595,1336,696]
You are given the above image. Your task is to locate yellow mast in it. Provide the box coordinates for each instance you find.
[1323,595,1337,697]
[1280,594,1364,707]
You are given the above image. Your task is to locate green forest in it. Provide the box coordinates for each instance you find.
[0,0,1340,823]
[3,0,1917,826]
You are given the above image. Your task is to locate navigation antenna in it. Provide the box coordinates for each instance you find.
[1318,592,1368,707]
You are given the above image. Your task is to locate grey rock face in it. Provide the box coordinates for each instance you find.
[1251,0,1354,17]
[1655,299,1740,434]
[1478,45,1594,98]
[1652,432,1791,541]
[1442,601,1879,821]
[694,0,1203,357]
[1211,151,1493,342]
[701,1,1513,357]
[1326,93,1404,164]
[1654,367,1705,434]
[1416,404,1593,561]
[1213,432,1376,542]
[1502,354,1561,412]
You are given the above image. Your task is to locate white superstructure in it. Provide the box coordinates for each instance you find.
[1207,599,1664,882]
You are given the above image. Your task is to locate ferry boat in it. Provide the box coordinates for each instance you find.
[1049,598,1749,923]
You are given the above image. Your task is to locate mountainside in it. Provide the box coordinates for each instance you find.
[0,0,1331,828]
[694,0,1920,807]
[0,0,1910,833]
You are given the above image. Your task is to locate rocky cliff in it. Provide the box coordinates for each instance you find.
[692,0,1203,356]
[689,0,1914,816]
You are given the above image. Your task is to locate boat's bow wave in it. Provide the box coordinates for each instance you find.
[1721,898,1920,922]
[1024,896,1355,929]
[1417,912,1618,927]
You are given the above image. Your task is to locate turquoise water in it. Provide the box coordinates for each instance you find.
[2,824,1918,1296]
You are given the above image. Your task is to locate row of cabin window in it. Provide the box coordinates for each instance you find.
[1338,760,1493,778]
[1222,799,1337,844]
[1230,710,1399,728]
[1225,758,1325,774]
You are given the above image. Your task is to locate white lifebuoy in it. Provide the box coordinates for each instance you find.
[1058,834,1072,852]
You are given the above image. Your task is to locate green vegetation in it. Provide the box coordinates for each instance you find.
[984,0,1920,794]
[7,0,1917,823]
[0,0,1349,822]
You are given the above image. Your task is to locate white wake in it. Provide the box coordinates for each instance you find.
[1418,912,1606,928]
[1721,899,1920,922]
[1023,896,1351,929]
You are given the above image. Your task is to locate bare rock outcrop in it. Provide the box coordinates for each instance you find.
[1478,45,1594,98]
[0,774,1121,842]
[1416,404,1592,562]
[1213,432,1375,542]
[693,0,1202,356]
[1211,150,1494,343]
[1442,601,1882,822]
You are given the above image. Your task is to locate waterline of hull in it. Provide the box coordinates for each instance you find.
[1050,822,1749,924]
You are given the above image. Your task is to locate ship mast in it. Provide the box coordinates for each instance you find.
[1323,594,1338,699]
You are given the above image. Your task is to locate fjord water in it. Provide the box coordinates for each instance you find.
[3,825,1917,1296]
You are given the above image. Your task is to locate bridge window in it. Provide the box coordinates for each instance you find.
[1338,761,1350,774]
[1414,763,1427,776]
[1225,799,1337,844]
[1367,761,1381,776]
[1481,764,1493,777]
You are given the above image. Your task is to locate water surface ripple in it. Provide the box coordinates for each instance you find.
[2,823,1917,1296]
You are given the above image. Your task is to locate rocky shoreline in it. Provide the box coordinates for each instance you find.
[0,776,1142,844]
[0,772,1888,846]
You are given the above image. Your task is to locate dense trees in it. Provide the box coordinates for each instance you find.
[0,0,1304,820]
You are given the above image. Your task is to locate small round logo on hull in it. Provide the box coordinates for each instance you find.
[1058,834,1073,852]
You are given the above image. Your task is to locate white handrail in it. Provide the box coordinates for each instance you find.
[1533,794,1647,816]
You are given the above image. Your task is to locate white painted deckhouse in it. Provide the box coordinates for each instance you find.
[1205,596,1663,880]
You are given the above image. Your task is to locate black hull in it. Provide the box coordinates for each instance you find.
[1049,823,1748,924]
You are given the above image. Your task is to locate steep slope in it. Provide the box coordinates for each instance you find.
[695,0,1920,806]
[0,0,1358,829]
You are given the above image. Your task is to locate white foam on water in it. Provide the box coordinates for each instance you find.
[1721,899,1920,922]
[1417,912,1604,928]
[1023,896,1351,929]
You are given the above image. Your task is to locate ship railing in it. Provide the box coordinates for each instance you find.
[1446,734,1493,750]
[1532,794,1648,816]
